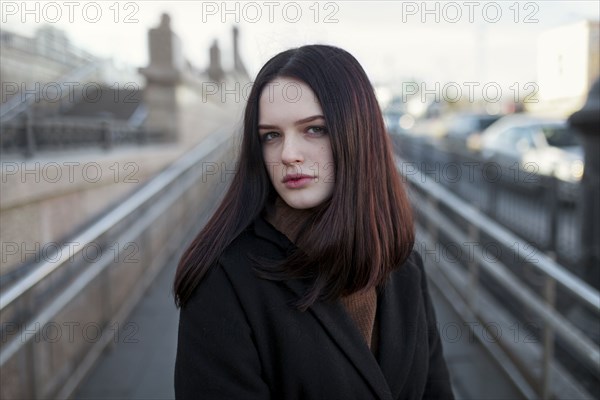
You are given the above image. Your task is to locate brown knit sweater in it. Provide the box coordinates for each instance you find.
[265,197,379,355]
[340,288,379,354]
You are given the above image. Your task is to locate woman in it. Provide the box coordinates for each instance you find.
[173,44,454,399]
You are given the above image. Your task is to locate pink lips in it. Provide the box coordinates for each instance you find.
[282,174,313,188]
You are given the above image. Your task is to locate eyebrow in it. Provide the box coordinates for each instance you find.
[258,115,325,130]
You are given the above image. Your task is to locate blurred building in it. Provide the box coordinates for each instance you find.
[0,26,98,104]
[0,15,250,278]
[534,20,600,116]
[139,14,250,140]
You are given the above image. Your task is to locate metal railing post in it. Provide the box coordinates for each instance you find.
[485,161,498,219]
[102,120,113,150]
[546,177,559,254]
[427,196,439,248]
[24,110,35,158]
[467,223,480,313]
[541,273,557,399]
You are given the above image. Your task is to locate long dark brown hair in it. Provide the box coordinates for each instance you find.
[173,44,414,310]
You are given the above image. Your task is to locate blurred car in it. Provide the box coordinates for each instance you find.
[443,112,504,153]
[383,98,415,135]
[479,114,583,201]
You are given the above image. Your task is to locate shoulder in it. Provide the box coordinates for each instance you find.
[186,216,290,304]
[403,249,425,272]
[218,215,291,275]
[397,249,441,327]
[378,249,431,312]
[181,259,237,313]
[386,249,426,287]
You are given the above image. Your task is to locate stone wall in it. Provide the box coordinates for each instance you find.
[0,98,243,281]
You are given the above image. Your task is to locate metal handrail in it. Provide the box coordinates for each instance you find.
[418,229,540,399]
[397,153,599,398]
[0,129,231,312]
[412,187,600,372]
[0,135,228,365]
[395,156,600,314]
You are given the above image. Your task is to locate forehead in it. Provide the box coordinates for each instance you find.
[258,78,323,124]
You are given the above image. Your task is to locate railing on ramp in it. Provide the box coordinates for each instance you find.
[397,154,599,399]
[0,127,237,400]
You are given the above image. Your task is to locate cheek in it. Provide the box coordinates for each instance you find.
[321,145,334,166]
[262,150,281,182]
[262,147,277,165]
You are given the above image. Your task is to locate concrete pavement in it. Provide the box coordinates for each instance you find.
[74,259,178,400]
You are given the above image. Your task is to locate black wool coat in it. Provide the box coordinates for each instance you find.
[174,215,455,400]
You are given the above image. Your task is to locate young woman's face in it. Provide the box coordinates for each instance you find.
[258,77,335,209]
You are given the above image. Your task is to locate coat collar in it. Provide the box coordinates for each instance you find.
[253,212,297,255]
[252,214,420,400]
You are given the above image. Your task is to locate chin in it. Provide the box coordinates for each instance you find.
[279,191,332,210]
[281,198,320,210]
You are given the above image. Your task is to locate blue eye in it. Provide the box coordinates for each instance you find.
[260,132,280,142]
[307,126,328,136]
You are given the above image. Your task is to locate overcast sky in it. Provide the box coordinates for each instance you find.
[3,1,599,91]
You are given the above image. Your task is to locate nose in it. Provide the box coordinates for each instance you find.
[280,135,304,165]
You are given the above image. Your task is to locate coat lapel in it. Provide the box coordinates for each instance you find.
[376,265,421,399]
[253,215,415,400]
[281,277,394,400]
